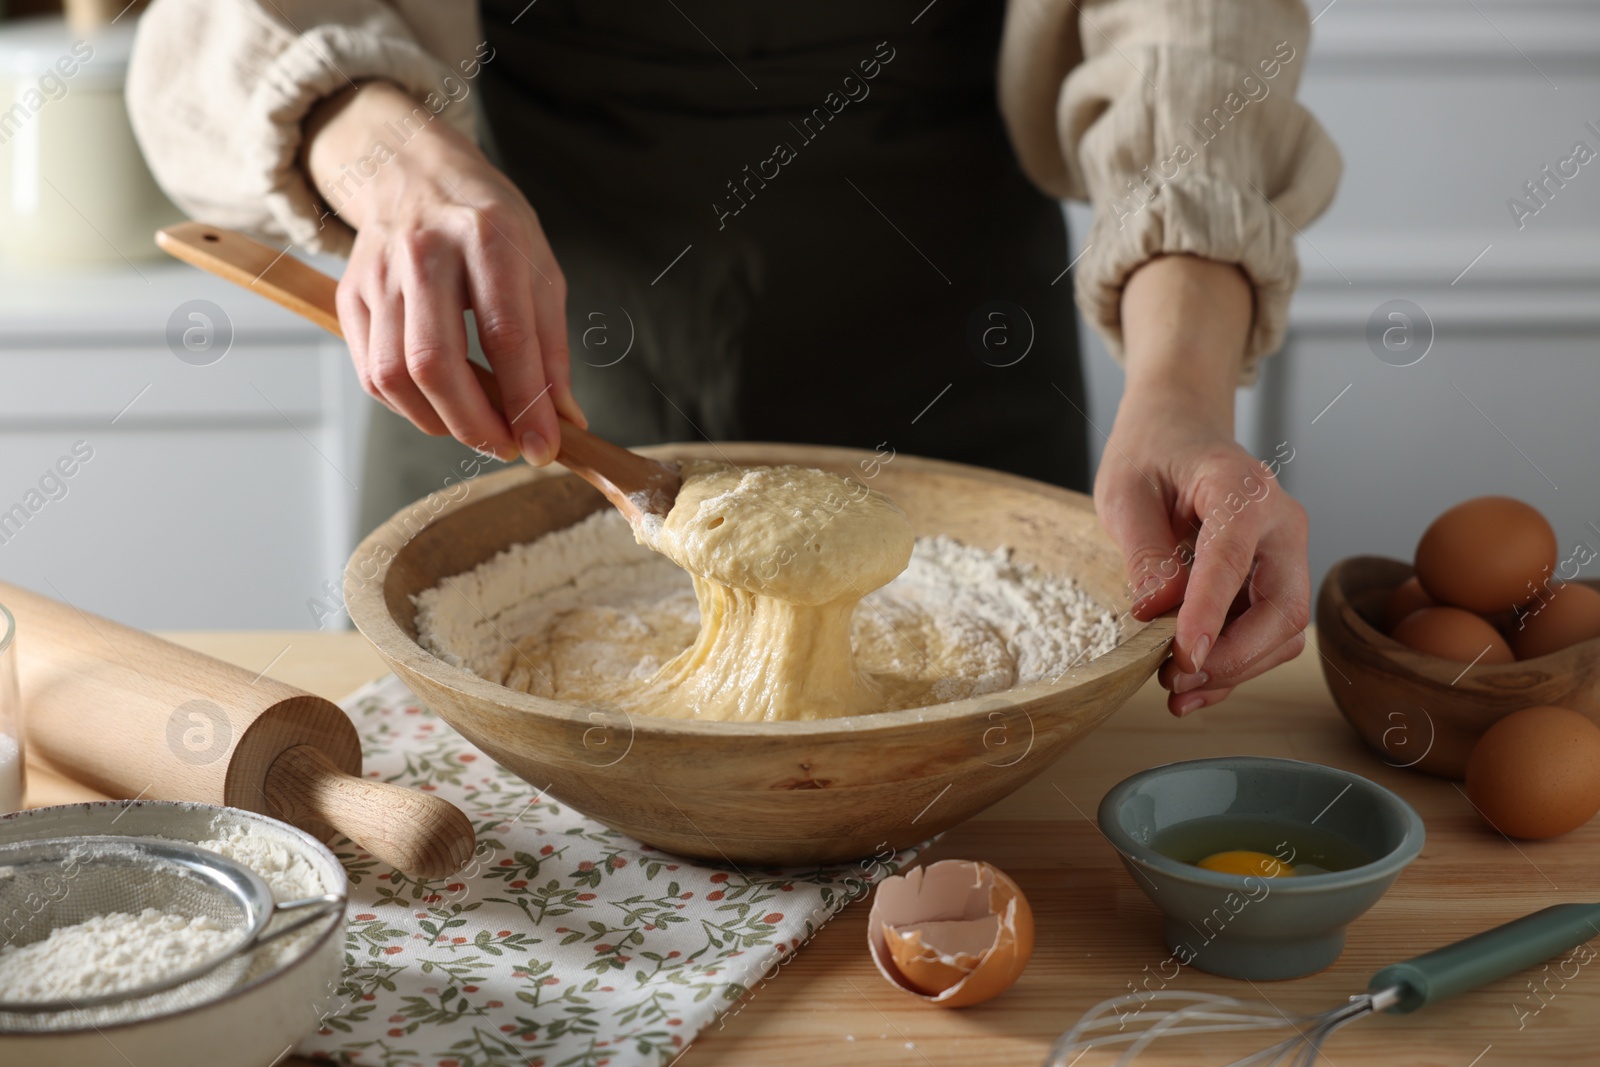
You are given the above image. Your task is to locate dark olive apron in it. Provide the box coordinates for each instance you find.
[358,0,1088,536]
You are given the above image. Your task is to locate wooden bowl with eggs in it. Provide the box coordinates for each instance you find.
[1316,556,1600,779]
[344,443,1174,865]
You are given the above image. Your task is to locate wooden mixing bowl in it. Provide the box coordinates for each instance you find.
[1316,556,1600,779]
[345,444,1173,865]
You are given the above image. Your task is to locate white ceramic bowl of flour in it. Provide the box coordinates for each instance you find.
[0,801,346,1067]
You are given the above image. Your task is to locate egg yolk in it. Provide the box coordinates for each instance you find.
[1197,850,1296,878]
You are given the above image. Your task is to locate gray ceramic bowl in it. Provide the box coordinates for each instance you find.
[1099,756,1425,980]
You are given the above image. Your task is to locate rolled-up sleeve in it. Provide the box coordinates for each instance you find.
[127,0,478,255]
[999,0,1342,380]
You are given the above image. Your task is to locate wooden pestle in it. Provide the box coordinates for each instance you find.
[2,580,475,879]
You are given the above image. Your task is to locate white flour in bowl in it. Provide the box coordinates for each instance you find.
[0,909,236,1004]
[415,508,1121,716]
[192,821,330,982]
[0,817,333,1017]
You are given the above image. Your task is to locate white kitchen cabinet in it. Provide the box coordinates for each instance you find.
[0,256,368,631]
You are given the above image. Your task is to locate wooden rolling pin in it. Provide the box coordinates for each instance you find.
[2,580,474,879]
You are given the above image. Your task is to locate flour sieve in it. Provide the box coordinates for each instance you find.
[0,835,344,1031]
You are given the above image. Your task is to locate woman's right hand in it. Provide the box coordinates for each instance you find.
[303,80,585,465]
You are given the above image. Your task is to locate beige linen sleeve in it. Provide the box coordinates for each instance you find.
[999,0,1342,380]
[126,0,481,255]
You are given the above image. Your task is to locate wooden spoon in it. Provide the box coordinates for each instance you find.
[155,222,681,524]
[64,0,138,34]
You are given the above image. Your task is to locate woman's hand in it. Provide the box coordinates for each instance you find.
[1096,254,1311,716]
[303,81,585,464]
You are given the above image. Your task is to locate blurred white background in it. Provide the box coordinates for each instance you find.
[1,0,1597,631]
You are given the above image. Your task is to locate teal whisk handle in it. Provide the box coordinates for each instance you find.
[1369,903,1600,1014]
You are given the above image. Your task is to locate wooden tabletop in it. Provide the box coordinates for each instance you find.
[25,630,1599,1066]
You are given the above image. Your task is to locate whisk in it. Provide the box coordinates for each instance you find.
[1044,901,1600,1066]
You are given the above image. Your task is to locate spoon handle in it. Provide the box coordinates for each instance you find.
[154,220,510,412]
[155,222,677,520]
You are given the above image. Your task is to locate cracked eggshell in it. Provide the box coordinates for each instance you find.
[867,859,1034,1007]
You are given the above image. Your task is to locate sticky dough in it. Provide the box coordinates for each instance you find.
[632,460,914,722]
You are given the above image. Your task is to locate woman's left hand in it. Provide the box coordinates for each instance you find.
[1094,255,1312,716]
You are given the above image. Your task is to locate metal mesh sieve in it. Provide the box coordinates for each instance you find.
[0,835,341,1032]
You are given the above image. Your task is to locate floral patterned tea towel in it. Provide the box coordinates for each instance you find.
[299,674,923,1067]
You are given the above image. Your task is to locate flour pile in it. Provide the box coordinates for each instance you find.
[415,507,1121,720]
[0,909,236,1003]
[0,817,332,1020]
[194,822,329,981]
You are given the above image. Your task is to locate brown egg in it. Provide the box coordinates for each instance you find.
[1383,576,1437,633]
[1481,608,1519,637]
[1414,497,1557,614]
[1391,607,1514,665]
[1510,583,1600,660]
[1466,706,1600,839]
[868,859,1034,1007]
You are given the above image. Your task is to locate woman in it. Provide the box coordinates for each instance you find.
[128,0,1339,715]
